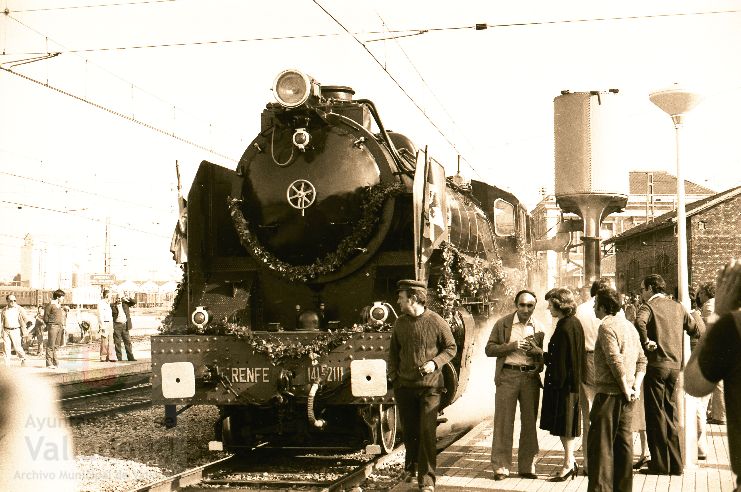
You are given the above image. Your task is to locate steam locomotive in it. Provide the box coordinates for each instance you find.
[152,69,531,453]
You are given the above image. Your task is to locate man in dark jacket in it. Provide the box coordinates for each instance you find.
[388,279,456,492]
[485,289,545,480]
[635,274,700,475]
[111,293,137,361]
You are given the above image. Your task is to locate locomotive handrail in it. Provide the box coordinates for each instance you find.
[355,98,412,175]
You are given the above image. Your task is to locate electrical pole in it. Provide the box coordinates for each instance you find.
[104,216,111,274]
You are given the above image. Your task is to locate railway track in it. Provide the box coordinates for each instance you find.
[132,447,399,492]
[61,382,153,422]
[130,424,472,491]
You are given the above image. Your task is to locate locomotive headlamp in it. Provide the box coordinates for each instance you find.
[191,306,209,329]
[369,301,390,324]
[273,69,319,108]
[292,128,310,151]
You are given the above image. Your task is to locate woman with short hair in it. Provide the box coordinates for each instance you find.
[541,287,585,481]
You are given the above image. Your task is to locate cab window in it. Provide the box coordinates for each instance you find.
[493,199,516,236]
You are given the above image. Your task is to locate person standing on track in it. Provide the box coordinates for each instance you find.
[388,279,456,492]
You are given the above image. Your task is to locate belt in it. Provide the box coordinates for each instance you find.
[586,350,595,354]
[503,363,537,372]
[3,327,20,330]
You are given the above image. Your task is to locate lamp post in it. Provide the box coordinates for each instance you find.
[649,85,702,471]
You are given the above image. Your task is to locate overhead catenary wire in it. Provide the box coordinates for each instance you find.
[312,0,483,179]
[0,169,176,213]
[8,0,179,13]
[2,14,240,163]
[1,68,237,163]
[373,10,479,176]
[0,199,171,239]
[3,8,739,55]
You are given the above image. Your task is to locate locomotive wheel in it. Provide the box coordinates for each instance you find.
[377,404,397,454]
[221,416,237,448]
[221,415,252,454]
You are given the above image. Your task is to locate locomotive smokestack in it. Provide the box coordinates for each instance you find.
[321,85,354,101]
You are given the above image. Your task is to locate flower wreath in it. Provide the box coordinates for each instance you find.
[207,320,391,365]
[435,242,506,324]
[228,181,405,283]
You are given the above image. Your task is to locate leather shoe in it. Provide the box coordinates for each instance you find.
[128,358,137,361]
[633,457,650,470]
[494,473,508,481]
[519,473,537,479]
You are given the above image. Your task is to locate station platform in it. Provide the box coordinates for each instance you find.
[393,410,736,492]
[2,339,151,388]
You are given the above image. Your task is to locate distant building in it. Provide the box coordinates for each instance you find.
[19,234,73,289]
[605,186,741,297]
[531,171,715,290]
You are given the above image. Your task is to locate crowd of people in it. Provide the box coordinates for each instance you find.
[0,289,137,369]
[388,258,741,492]
[3,262,739,492]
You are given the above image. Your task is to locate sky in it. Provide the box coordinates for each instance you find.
[1,0,741,282]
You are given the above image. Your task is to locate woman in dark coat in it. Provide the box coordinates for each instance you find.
[541,287,585,481]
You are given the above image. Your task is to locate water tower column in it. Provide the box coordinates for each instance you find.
[554,90,629,287]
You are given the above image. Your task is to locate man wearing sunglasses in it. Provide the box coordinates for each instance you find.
[2,295,31,366]
[485,289,545,480]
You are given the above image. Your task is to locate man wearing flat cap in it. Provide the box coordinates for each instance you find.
[389,279,457,492]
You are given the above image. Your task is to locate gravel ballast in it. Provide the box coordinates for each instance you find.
[71,405,229,492]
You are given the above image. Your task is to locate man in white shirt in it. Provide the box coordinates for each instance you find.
[575,279,613,474]
[485,290,546,480]
[97,290,115,362]
[1,295,30,366]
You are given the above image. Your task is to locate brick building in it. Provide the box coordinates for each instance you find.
[604,186,741,296]
[531,171,714,291]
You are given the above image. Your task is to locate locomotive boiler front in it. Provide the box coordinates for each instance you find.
[238,70,399,266]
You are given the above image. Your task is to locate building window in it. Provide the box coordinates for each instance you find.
[656,253,671,275]
[628,258,640,286]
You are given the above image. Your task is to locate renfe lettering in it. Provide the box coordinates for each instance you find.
[229,367,270,383]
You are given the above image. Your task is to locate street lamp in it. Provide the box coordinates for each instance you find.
[649,85,702,310]
[649,85,702,471]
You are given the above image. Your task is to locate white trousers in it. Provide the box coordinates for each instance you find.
[2,328,26,364]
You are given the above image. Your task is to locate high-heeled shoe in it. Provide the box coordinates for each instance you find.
[549,463,577,482]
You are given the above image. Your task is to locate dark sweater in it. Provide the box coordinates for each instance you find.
[43,303,66,326]
[388,309,457,388]
[635,295,699,369]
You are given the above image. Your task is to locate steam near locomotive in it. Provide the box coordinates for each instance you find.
[152,69,532,453]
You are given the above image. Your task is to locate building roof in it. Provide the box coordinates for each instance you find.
[605,186,741,244]
[629,171,715,195]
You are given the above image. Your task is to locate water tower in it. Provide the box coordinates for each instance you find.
[554,90,629,285]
